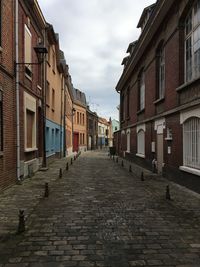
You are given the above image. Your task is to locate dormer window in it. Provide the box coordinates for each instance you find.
[137,3,156,32]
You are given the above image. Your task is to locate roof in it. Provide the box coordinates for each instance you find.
[72,88,87,107]
[98,117,110,125]
[126,41,138,53]
[137,3,156,28]
[121,55,130,66]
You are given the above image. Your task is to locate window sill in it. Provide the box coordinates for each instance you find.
[136,153,145,158]
[153,97,165,105]
[0,47,3,53]
[0,151,3,158]
[25,73,32,81]
[25,148,38,153]
[37,85,42,91]
[176,77,200,92]
[137,109,145,115]
[165,137,173,141]
[179,166,200,176]
[126,150,130,153]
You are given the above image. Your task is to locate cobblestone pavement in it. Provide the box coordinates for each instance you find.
[0,151,200,267]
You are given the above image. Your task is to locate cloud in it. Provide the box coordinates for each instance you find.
[38,0,154,120]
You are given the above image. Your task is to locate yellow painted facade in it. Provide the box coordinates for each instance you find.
[65,83,73,154]
[73,102,87,149]
[46,44,64,126]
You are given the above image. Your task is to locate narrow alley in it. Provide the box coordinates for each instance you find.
[0,151,200,267]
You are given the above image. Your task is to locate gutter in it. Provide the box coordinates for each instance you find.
[15,0,21,181]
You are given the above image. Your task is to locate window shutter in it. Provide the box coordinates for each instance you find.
[24,25,32,70]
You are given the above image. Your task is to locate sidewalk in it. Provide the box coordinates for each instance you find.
[0,154,77,242]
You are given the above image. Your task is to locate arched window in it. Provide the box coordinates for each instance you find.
[138,70,145,111]
[185,1,200,82]
[156,43,165,99]
[126,129,131,153]
[183,117,200,169]
[137,129,145,157]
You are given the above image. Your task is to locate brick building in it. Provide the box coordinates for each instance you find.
[116,0,200,192]
[16,0,46,178]
[87,107,98,150]
[72,88,87,152]
[0,0,16,190]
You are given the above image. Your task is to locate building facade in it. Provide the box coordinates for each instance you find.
[116,0,200,191]
[98,117,112,148]
[45,24,65,161]
[87,107,98,150]
[65,75,74,155]
[17,0,46,178]
[0,0,16,190]
[72,88,87,152]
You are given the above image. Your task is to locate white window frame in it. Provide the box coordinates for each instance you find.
[126,129,131,153]
[139,71,145,110]
[24,92,37,152]
[185,1,200,82]
[182,117,200,170]
[158,46,165,99]
[136,124,146,158]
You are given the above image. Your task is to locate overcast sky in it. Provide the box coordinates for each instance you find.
[38,0,154,120]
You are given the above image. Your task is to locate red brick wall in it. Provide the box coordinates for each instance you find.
[0,0,16,190]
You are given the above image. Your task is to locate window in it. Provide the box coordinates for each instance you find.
[185,1,200,82]
[183,117,200,169]
[156,45,165,99]
[51,129,55,151]
[137,130,145,157]
[52,89,55,111]
[46,81,50,106]
[26,110,35,148]
[127,88,130,118]
[77,112,79,124]
[127,130,130,153]
[0,90,3,151]
[121,94,125,121]
[83,133,85,144]
[138,70,145,110]
[24,24,32,77]
[83,114,85,125]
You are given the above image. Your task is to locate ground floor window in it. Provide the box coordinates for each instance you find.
[26,109,35,149]
[126,130,130,153]
[183,117,200,169]
[137,129,145,156]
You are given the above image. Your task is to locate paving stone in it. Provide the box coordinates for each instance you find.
[0,151,200,266]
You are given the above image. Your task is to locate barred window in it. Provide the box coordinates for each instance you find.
[185,1,200,82]
[183,117,200,169]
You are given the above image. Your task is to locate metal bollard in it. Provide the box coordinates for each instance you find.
[18,210,25,233]
[129,165,132,173]
[121,160,124,167]
[110,154,112,159]
[44,182,49,197]
[71,158,73,165]
[112,155,115,161]
[74,155,76,161]
[141,171,144,181]
[166,185,171,200]
[116,157,118,163]
[59,168,62,178]
[66,162,69,171]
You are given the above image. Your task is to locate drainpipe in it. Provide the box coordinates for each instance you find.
[60,78,64,158]
[63,81,66,157]
[15,0,21,182]
[42,27,47,168]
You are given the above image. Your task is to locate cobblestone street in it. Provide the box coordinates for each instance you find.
[0,151,200,267]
